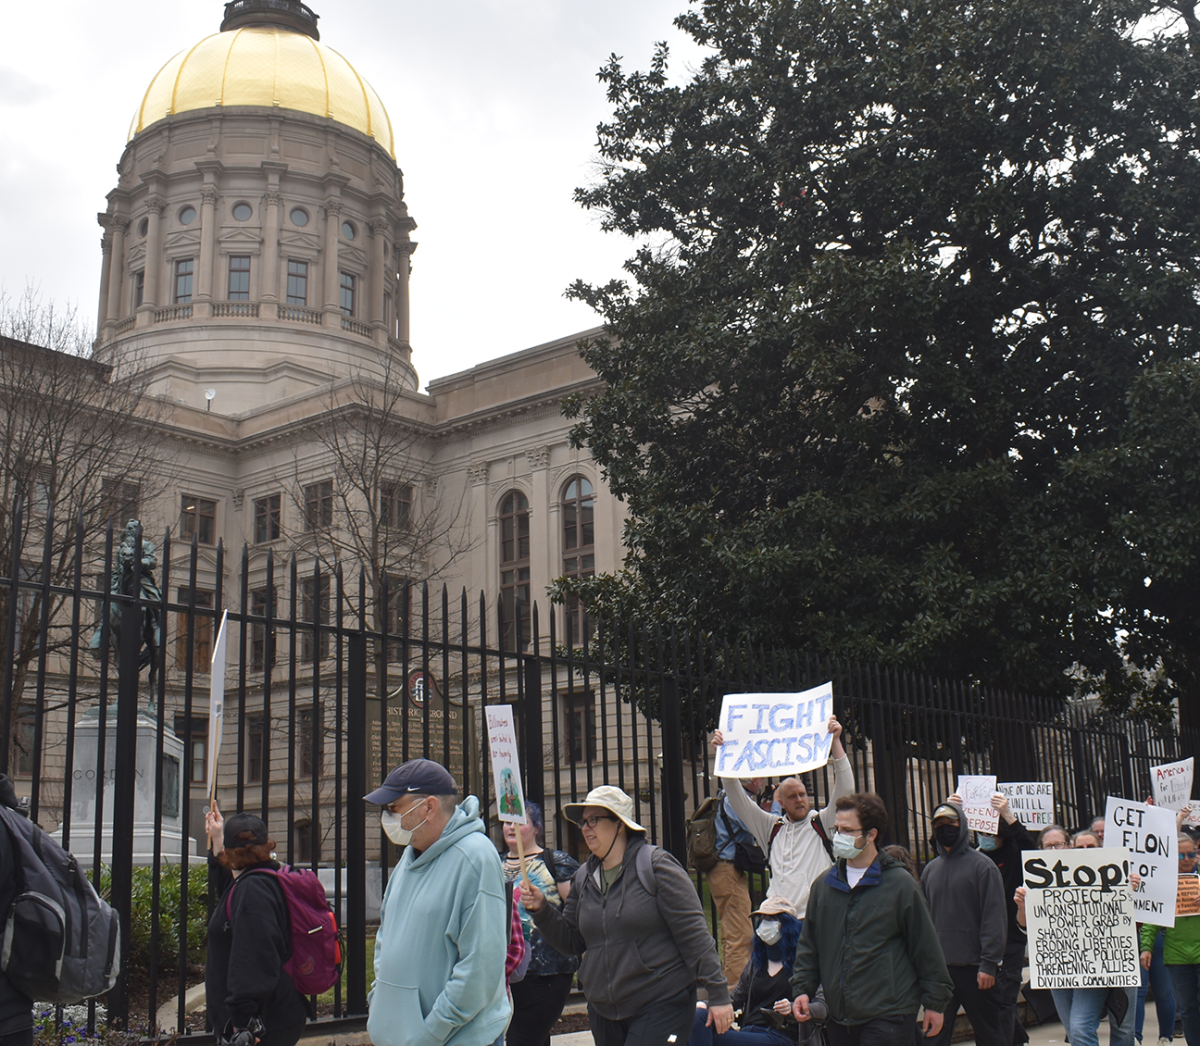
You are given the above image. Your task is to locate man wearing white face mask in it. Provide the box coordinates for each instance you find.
[364,759,511,1046]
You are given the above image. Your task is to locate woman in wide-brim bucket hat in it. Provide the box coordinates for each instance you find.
[521,785,734,1046]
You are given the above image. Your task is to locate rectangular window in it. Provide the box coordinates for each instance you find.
[300,576,329,662]
[563,693,597,765]
[13,705,36,779]
[228,256,251,301]
[253,493,281,543]
[286,260,308,306]
[339,272,356,317]
[386,576,410,663]
[174,258,194,304]
[133,271,145,309]
[179,495,217,545]
[174,587,215,670]
[380,482,412,531]
[298,707,324,777]
[303,480,333,531]
[250,588,277,671]
[174,715,209,785]
[246,712,265,783]
[101,478,140,528]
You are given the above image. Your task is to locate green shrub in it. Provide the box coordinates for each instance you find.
[97,864,210,971]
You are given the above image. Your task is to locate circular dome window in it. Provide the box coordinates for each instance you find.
[290,207,309,228]
[341,220,356,241]
[179,206,197,225]
[232,202,253,222]
[137,217,148,238]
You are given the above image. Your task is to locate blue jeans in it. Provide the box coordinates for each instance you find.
[1051,986,1137,1046]
[1167,964,1200,1046]
[1138,931,1176,1041]
[688,1008,796,1046]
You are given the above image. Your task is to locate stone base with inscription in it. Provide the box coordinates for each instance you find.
[49,711,199,866]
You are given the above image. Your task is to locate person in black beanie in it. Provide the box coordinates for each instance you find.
[204,804,309,1046]
[0,775,32,1046]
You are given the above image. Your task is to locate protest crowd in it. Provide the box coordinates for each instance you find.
[2,692,1198,1046]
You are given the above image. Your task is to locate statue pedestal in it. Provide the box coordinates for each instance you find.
[50,712,199,866]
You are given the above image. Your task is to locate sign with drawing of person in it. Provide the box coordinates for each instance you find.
[486,704,526,824]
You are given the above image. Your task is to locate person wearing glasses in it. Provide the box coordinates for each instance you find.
[520,785,733,1046]
[1038,825,1071,850]
[1140,832,1200,1045]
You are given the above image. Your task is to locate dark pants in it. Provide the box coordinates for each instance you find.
[0,1031,32,1046]
[995,938,1029,1045]
[506,972,575,1046]
[589,986,697,1046]
[827,1014,917,1046]
[925,965,1013,1046]
[1168,964,1200,1046]
[688,1008,796,1046]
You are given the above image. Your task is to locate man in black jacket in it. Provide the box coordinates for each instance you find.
[921,801,1012,1046]
[0,775,32,1046]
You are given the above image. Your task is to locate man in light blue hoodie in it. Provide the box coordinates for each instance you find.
[365,759,511,1046]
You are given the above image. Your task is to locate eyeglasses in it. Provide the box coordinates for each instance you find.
[1181,853,1198,861]
[1043,842,1069,850]
[580,815,617,829]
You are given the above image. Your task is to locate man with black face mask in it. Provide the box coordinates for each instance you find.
[920,802,1012,1046]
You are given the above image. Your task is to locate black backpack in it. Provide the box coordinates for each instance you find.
[0,806,121,1003]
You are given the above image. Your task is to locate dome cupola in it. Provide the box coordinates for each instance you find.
[221,0,320,39]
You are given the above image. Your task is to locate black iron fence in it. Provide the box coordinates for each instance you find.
[1,508,1193,1036]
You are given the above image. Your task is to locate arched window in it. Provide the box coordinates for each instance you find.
[499,491,530,651]
[562,476,595,645]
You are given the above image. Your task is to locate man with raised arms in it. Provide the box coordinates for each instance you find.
[712,715,853,914]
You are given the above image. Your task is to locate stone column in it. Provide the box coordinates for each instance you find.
[97,226,113,334]
[195,185,218,318]
[140,197,165,322]
[261,188,281,319]
[395,240,415,347]
[526,446,552,652]
[105,218,127,329]
[323,196,342,329]
[370,217,387,347]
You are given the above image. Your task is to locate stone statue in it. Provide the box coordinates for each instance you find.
[89,520,163,711]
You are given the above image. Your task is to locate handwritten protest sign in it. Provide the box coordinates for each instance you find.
[957,774,999,835]
[486,705,526,824]
[1177,876,1200,918]
[1151,758,1200,827]
[206,610,228,800]
[715,682,834,778]
[998,782,1055,827]
[1106,796,1177,927]
[1024,846,1140,989]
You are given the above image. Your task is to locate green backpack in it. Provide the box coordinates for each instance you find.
[685,793,723,873]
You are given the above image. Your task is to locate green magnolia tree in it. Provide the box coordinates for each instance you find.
[561,0,1200,727]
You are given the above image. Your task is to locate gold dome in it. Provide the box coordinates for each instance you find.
[128,26,395,159]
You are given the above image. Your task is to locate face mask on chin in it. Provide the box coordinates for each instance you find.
[381,801,429,846]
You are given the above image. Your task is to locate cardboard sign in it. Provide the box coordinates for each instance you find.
[1106,796,1177,927]
[486,704,526,823]
[998,782,1055,827]
[1024,846,1140,989]
[1177,876,1200,918]
[206,610,228,797]
[715,683,835,778]
[957,774,1000,835]
[1151,758,1200,827]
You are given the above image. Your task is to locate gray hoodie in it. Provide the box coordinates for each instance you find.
[919,803,1007,976]
[531,834,730,1020]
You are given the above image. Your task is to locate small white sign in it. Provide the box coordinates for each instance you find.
[715,683,835,779]
[1151,757,1200,826]
[998,782,1055,827]
[486,704,527,824]
[1024,846,1140,989]
[206,610,228,794]
[957,774,999,834]
[1106,795,1178,928]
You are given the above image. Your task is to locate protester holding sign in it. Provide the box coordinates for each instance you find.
[1141,833,1200,1046]
[921,801,1012,1046]
[712,713,854,915]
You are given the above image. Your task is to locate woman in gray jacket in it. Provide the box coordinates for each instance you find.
[521,785,733,1046]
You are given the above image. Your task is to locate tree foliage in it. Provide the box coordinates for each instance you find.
[562,0,1200,725]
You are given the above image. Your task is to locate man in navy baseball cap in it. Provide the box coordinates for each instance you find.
[363,757,510,1046]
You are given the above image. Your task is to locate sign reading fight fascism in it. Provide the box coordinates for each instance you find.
[716,682,835,778]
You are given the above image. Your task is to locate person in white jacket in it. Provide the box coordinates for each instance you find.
[712,716,854,915]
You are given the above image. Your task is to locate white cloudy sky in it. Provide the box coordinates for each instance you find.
[0,1,706,387]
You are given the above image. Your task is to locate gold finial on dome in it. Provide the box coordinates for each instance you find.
[221,0,320,40]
